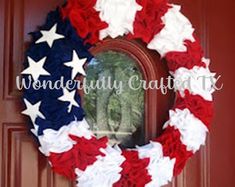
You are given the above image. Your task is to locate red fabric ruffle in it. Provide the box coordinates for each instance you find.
[128,0,170,43]
[156,126,193,176]
[61,0,108,44]
[114,150,151,187]
[48,135,108,179]
[174,90,213,128]
[165,36,206,72]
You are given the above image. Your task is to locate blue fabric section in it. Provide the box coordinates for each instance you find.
[23,9,93,136]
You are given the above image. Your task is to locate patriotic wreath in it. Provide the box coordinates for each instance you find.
[21,0,215,186]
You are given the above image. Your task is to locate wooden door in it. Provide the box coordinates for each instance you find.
[0,0,234,187]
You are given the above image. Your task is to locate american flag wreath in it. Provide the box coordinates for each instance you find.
[21,0,216,186]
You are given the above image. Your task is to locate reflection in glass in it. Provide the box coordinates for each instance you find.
[83,51,144,148]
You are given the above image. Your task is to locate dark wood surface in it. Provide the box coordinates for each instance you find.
[0,0,234,187]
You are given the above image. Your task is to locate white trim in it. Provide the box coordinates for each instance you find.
[171,65,215,101]
[38,119,93,156]
[164,108,208,153]
[137,142,176,187]
[147,5,195,57]
[95,0,142,39]
[75,146,125,187]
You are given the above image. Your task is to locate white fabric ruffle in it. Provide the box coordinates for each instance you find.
[95,0,142,39]
[39,119,93,156]
[171,64,216,101]
[147,5,195,57]
[75,145,125,187]
[137,142,175,187]
[164,108,208,153]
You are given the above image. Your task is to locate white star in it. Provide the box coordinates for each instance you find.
[58,88,80,112]
[31,127,39,136]
[64,50,87,79]
[21,56,50,81]
[36,23,64,48]
[22,99,45,124]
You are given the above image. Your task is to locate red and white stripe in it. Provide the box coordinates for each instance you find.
[75,146,125,187]
[147,5,195,57]
[38,119,93,156]
[137,142,176,187]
